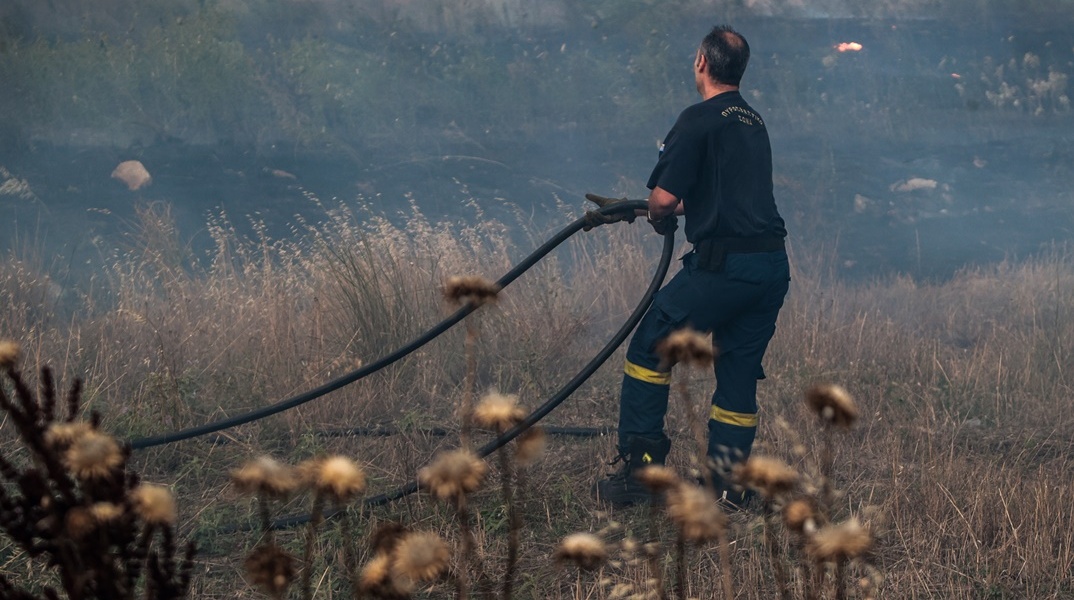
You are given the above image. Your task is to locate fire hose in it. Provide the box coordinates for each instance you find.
[125,200,676,529]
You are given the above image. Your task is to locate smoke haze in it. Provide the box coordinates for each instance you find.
[1,0,1071,280]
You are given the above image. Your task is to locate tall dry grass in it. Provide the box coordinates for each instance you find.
[1,200,1071,598]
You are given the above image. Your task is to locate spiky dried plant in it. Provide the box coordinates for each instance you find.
[514,426,546,468]
[783,497,819,535]
[471,390,530,599]
[417,449,488,503]
[417,449,488,599]
[733,455,800,500]
[244,542,297,600]
[441,275,501,307]
[804,384,858,521]
[655,328,715,370]
[806,518,873,563]
[554,533,608,571]
[302,455,367,503]
[471,391,525,433]
[636,465,681,496]
[390,531,450,590]
[805,383,858,429]
[442,275,501,449]
[0,355,195,600]
[807,518,875,599]
[296,455,369,599]
[358,553,409,599]
[665,482,729,600]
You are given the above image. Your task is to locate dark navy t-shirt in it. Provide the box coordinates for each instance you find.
[647,91,786,244]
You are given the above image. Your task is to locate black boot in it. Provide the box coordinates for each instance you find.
[704,469,756,511]
[594,435,671,507]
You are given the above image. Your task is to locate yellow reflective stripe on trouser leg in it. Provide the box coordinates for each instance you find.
[624,360,671,385]
[710,405,759,427]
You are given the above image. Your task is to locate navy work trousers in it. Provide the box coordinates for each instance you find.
[617,249,790,466]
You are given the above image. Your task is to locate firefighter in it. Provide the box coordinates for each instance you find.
[587,25,790,508]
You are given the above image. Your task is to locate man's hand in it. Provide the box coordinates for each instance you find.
[647,213,678,236]
[582,193,636,231]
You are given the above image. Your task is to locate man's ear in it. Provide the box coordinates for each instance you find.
[694,51,706,73]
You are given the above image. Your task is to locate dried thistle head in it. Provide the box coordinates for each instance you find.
[636,465,680,495]
[244,543,297,598]
[45,422,93,449]
[89,502,125,525]
[66,506,96,539]
[782,498,818,534]
[390,531,450,587]
[231,456,300,498]
[131,483,177,526]
[806,518,873,563]
[656,328,714,369]
[371,522,410,555]
[359,553,409,599]
[441,275,501,306]
[64,430,123,480]
[666,482,727,544]
[733,455,799,499]
[66,503,123,538]
[303,455,367,502]
[0,340,18,368]
[472,391,525,432]
[514,426,546,467]
[417,449,487,502]
[554,533,608,571]
[805,383,858,428]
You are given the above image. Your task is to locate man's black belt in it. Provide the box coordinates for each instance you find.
[693,236,785,272]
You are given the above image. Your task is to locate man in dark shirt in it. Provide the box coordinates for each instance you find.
[594,25,790,508]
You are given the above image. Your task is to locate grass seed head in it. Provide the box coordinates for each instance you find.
[666,482,727,544]
[417,449,487,502]
[244,543,297,598]
[733,455,799,498]
[391,531,450,586]
[514,426,546,467]
[64,430,123,480]
[636,465,680,494]
[231,456,300,497]
[805,383,858,428]
[472,391,525,432]
[441,275,501,306]
[0,340,18,368]
[554,532,608,571]
[806,518,873,562]
[305,455,367,501]
[656,328,714,369]
[131,483,177,525]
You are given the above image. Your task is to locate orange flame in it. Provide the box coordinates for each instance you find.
[835,42,863,53]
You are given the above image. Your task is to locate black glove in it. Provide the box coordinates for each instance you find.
[582,193,637,231]
[647,213,678,236]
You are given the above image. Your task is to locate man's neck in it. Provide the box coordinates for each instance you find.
[700,82,739,101]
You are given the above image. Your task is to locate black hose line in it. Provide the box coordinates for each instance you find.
[317,425,612,439]
[129,201,652,450]
[251,215,677,533]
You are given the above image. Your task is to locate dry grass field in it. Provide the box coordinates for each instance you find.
[2,200,1072,598]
